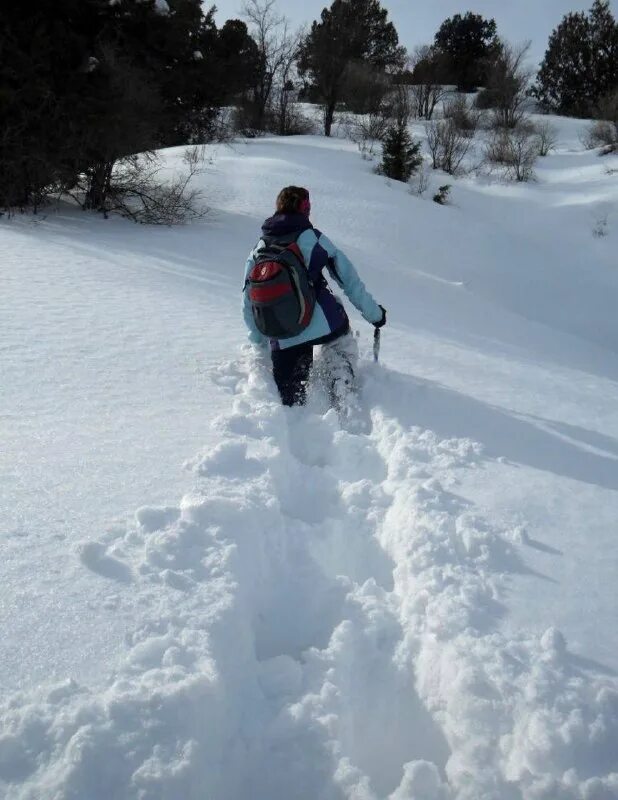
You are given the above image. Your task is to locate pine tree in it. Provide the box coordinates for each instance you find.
[433,13,500,92]
[297,0,406,136]
[533,0,618,117]
[0,0,257,210]
[381,124,422,182]
[590,0,618,101]
[0,0,110,208]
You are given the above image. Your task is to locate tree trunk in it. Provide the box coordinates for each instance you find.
[85,161,114,211]
[324,102,336,137]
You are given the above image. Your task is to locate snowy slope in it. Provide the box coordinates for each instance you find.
[1,120,617,799]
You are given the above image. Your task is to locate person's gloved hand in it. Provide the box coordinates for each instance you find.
[374,305,386,329]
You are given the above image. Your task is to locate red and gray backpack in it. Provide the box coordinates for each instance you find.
[246,234,316,339]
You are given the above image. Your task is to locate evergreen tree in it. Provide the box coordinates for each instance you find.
[215,19,260,103]
[0,0,257,210]
[297,0,406,136]
[433,12,499,92]
[0,0,110,207]
[533,0,618,117]
[381,124,422,182]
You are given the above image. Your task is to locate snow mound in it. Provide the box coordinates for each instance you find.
[1,348,616,799]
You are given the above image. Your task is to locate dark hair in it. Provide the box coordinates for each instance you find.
[276,186,309,214]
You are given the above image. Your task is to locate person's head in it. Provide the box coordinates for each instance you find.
[276,186,311,217]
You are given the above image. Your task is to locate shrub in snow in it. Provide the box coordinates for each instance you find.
[278,105,316,136]
[345,101,395,156]
[70,149,207,224]
[425,118,472,175]
[584,89,618,154]
[592,212,609,238]
[485,124,539,182]
[433,184,451,204]
[443,94,482,138]
[409,163,432,196]
[380,124,423,182]
[534,120,558,156]
[474,87,499,110]
[409,44,448,120]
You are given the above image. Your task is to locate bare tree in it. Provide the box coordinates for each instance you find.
[443,95,483,138]
[344,81,410,156]
[70,149,207,224]
[485,126,539,181]
[409,46,447,120]
[486,41,533,129]
[534,120,558,156]
[344,108,391,156]
[272,26,306,135]
[243,0,297,132]
[425,118,472,175]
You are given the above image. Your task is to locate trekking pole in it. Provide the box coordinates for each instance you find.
[373,328,381,363]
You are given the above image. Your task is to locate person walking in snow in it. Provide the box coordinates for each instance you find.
[242,186,386,407]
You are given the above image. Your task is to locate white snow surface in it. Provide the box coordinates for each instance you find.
[1,118,618,799]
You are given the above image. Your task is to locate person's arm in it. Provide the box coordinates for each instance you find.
[316,232,384,325]
[242,250,268,347]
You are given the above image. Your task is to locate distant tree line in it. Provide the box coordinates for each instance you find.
[1,0,616,215]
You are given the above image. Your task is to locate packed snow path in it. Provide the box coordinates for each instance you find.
[2,122,618,798]
[1,350,616,800]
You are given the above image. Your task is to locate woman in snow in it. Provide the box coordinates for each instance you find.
[242,186,386,407]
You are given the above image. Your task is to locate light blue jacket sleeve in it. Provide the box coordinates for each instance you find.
[242,249,268,346]
[317,233,383,324]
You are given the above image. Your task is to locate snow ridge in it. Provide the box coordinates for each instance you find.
[0,349,616,799]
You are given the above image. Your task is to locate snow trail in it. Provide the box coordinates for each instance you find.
[1,349,617,799]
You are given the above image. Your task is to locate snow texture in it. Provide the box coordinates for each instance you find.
[1,352,616,799]
[1,113,617,798]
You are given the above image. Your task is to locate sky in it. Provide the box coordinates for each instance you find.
[212,0,617,65]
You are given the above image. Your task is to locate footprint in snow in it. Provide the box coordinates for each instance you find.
[78,541,133,583]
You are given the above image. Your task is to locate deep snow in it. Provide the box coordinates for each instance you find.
[1,115,617,799]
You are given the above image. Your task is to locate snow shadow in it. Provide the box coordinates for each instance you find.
[369,367,618,492]
[16,206,252,298]
[78,541,133,583]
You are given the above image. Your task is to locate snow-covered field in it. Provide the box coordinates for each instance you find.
[1,115,617,799]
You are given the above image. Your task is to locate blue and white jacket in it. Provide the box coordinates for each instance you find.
[242,213,382,351]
